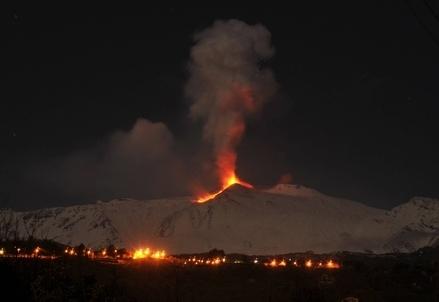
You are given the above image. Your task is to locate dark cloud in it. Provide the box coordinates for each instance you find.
[27,119,192,204]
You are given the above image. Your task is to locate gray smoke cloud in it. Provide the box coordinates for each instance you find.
[27,119,190,205]
[185,19,278,184]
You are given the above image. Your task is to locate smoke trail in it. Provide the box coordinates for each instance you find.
[185,19,278,190]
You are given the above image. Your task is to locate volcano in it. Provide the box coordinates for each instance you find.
[2,184,439,254]
[195,175,253,203]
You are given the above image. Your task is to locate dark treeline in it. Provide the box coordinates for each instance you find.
[0,245,439,301]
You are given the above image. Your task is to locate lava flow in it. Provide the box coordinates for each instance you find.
[196,149,253,203]
[194,91,255,203]
[196,173,253,203]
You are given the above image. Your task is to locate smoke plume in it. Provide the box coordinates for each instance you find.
[185,19,278,189]
[27,119,190,206]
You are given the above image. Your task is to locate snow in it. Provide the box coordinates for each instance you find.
[1,184,438,254]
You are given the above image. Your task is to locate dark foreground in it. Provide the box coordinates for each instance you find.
[1,250,439,302]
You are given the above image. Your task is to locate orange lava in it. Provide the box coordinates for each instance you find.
[196,173,253,203]
[195,84,256,203]
[196,135,253,203]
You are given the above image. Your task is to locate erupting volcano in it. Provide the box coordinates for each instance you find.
[185,20,278,203]
[195,174,253,203]
[196,150,253,203]
[195,86,256,203]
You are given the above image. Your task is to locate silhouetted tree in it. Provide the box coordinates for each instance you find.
[116,248,128,258]
[207,248,225,258]
[76,243,86,256]
[106,244,117,258]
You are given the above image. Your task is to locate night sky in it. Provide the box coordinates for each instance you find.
[3,2,439,210]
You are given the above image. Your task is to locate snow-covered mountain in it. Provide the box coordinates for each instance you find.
[1,184,438,254]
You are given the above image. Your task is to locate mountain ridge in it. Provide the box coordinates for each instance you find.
[1,184,438,254]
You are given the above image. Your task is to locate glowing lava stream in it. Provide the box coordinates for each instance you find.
[195,127,254,203]
[196,174,253,203]
[194,87,256,203]
[195,176,253,203]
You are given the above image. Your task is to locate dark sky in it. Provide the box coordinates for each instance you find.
[3,2,439,210]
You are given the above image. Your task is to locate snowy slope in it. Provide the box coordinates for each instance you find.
[364,196,439,252]
[1,184,438,254]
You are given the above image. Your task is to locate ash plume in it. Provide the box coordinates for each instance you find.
[185,19,278,188]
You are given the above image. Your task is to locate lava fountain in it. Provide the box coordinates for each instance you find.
[186,20,278,203]
[195,87,254,203]
[196,150,253,203]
